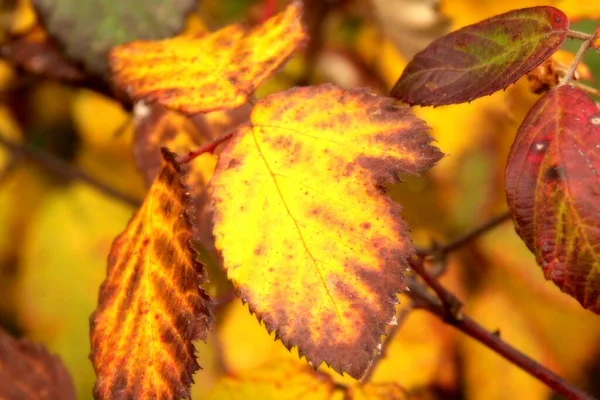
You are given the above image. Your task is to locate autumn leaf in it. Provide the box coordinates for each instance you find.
[0,328,76,400]
[505,84,600,313]
[209,84,442,378]
[110,1,307,115]
[90,149,212,399]
[391,6,569,106]
[33,0,196,76]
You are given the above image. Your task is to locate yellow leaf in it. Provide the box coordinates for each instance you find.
[17,183,134,398]
[207,360,342,400]
[90,150,212,399]
[462,287,558,400]
[209,84,442,378]
[110,1,307,114]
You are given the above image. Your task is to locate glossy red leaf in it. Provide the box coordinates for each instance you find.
[506,84,600,313]
[391,6,568,106]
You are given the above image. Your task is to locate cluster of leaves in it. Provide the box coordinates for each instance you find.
[0,0,600,399]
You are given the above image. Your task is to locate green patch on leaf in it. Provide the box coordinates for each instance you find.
[391,6,569,106]
[33,0,196,76]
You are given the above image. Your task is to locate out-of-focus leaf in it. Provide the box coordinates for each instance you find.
[32,0,196,76]
[71,90,147,200]
[506,85,600,313]
[0,329,76,400]
[110,1,307,114]
[207,360,340,400]
[1,26,84,81]
[90,150,211,399]
[462,287,558,400]
[480,224,600,383]
[526,50,593,94]
[348,384,407,400]
[17,183,135,397]
[391,7,568,106]
[209,84,442,378]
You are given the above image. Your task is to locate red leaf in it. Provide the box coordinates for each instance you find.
[391,6,568,106]
[506,84,600,313]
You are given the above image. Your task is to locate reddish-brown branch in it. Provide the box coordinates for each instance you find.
[560,38,592,86]
[406,263,594,400]
[178,131,235,164]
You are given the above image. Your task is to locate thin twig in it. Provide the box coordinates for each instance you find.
[559,38,592,86]
[0,134,141,207]
[410,257,462,318]
[566,30,593,41]
[406,276,594,400]
[574,81,600,98]
[178,131,235,164]
[419,211,511,257]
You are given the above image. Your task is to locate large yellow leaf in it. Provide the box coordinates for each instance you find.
[90,150,211,399]
[17,183,135,398]
[110,1,307,114]
[209,84,442,378]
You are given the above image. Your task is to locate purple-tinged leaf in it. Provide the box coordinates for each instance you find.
[391,6,569,106]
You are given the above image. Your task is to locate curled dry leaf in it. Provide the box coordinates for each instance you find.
[110,1,307,115]
[1,26,84,81]
[0,328,76,400]
[209,84,442,378]
[90,149,212,399]
[133,101,250,184]
[506,85,600,313]
[391,6,569,106]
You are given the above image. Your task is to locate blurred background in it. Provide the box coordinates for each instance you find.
[0,0,599,399]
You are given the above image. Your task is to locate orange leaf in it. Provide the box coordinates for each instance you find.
[505,85,600,313]
[90,149,212,399]
[110,1,307,115]
[0,328,76,400]
[209,84,442,378]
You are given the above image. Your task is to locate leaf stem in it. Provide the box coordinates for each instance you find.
[574,81,600,98]
[406,268,594,400]
[566,30,593,41]
[0,134,141,207]
[178,131,235,164]
[559,38,592,86]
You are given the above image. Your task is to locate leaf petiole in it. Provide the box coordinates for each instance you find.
[566,29,593,40]
[559,38,592,86]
